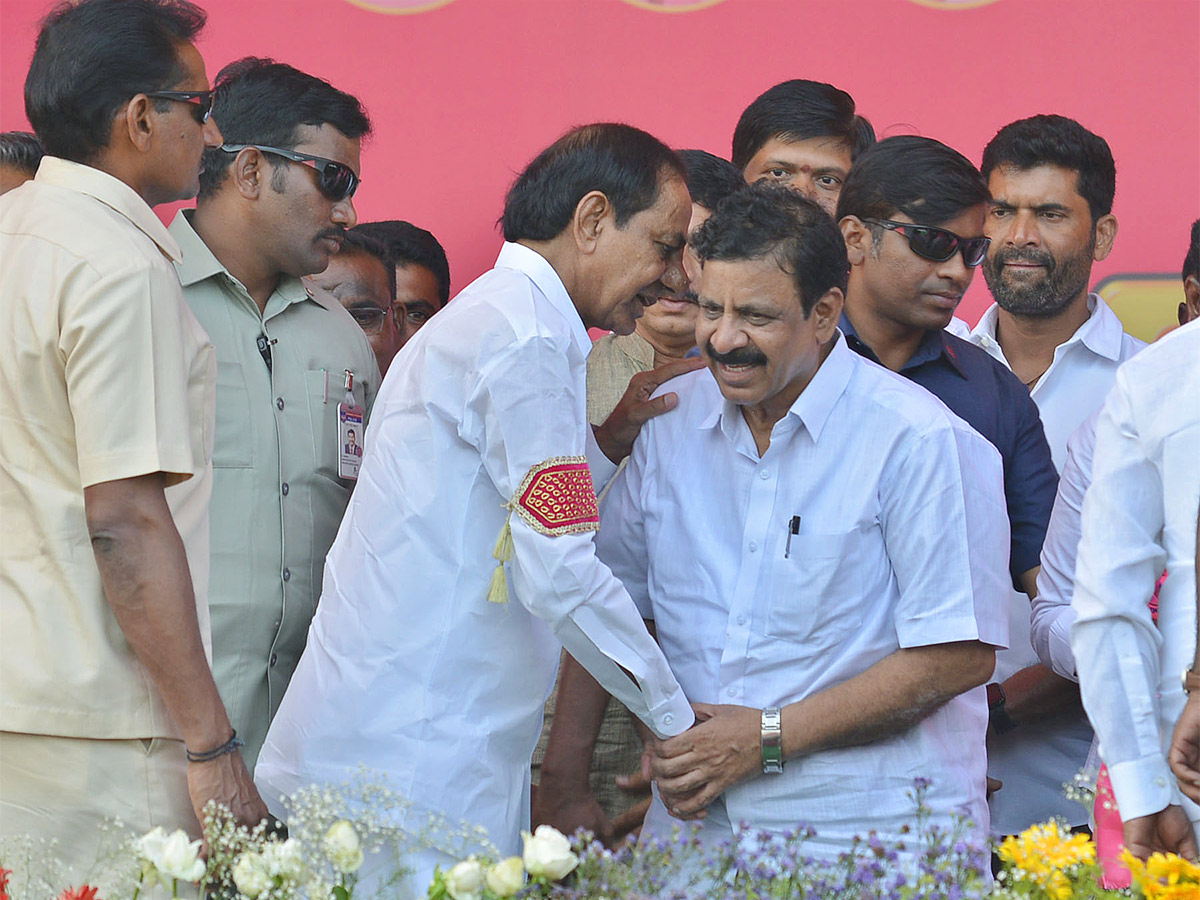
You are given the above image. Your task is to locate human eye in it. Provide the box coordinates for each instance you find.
[698,301,722,319]
[816,174,842,189]
[1038,210,1065,222]
[988,206,1013,220]
[746,313,772,326]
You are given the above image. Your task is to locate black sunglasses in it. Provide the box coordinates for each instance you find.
[865,219,991,268]
[220,144,360,201]
[145,90,213,124]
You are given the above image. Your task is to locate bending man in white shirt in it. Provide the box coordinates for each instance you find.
[596,184,1010,857]
[1071,319,1200,859]
[255,124,701,891]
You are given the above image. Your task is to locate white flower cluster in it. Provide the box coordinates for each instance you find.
[431,825,579,900]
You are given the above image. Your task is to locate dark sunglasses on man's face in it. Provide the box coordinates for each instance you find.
[865,218,991,268]
[144,90,213,125]
[220,144,360,201]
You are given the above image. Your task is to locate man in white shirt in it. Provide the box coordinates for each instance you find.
[1071,319,1200,859]
[256,124,699,891]
[600,184,1009,857]
[969,115,1144,836]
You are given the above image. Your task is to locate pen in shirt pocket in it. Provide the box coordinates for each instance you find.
[784,515,801,558]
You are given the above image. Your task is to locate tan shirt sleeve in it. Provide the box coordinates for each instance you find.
[60,262,204,488]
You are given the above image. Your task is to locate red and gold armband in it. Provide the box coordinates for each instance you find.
[487,455,600,604]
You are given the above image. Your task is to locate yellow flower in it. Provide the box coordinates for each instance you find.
[998,821,1098,898]
[1145,851,1200,886]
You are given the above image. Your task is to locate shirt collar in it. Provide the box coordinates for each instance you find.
[495,241,591,358]
[972,294,1126,362]
[33,156,181,262]
[168,209,310,312]
[839,311,967,378]
[702,331,855,445]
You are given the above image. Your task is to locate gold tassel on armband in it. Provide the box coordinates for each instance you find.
[484,455,599,606]
[487,517,514,604]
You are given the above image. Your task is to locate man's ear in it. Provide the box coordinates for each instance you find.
[229,147,266,200]
[120,95,156,153]
[1183,274,1200,325]
[811,287,844,340]
[839,216,871,266]
[571,190,612,255]
[1092,213,1118,261]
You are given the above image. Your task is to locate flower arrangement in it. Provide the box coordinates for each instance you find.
[1120,849,1200,900]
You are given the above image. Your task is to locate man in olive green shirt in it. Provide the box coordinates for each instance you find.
[172,58,377,769]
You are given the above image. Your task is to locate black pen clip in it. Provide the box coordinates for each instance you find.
[784,515,801,558]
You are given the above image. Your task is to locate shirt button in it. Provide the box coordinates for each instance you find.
[727,687,736,697]
[276,397,285,410]
[1155,776,1167,787]
[748,541,758,553]
[269,652,278,667]
[759,469,770,480]
[281,482,289,496]
[737,615,747,625]
[662,713,674,727]
[282,568,291,582]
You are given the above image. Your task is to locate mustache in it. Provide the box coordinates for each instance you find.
[991,246,1055,269]
[705,341,768,367]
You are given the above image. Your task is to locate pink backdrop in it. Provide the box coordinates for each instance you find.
[3,0,1197,324]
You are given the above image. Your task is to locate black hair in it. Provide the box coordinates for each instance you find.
[339,229,397,303]
[691,182,848,316]
[25,0,206,163]
[677,149,745,213]
[731,79,875,172]
[352,220,451,306]
[836,135,989,227]
[0,132,46,174]
[1184,219,1200,283]
[199,57,371,197]
[501,123,685,243]
[981,115,1116,221]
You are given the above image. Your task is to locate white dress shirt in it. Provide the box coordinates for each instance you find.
[255,243,693,890]
[596,335,1009,857]
[1071,319,1200,831]
[1032,412,1099,679]
[968,294,1145,832]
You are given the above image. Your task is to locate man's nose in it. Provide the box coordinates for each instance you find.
[660,252,686,295]
[936,251,976,290]
[332,197,357,229]
[708,312,748,352]
[202,116,223,148]
[1005,209,1041,247]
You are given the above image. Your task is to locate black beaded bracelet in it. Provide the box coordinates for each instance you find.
[185,730,244,763]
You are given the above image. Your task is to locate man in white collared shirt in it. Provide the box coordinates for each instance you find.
[968,115,1144,835]
[599,184,1009,858]
[256,124,699,892]
[1071,319,1200,859]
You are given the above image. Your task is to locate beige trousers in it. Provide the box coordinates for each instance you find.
[0,732,195,891]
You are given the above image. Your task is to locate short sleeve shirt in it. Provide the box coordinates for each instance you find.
[0,158,215,739]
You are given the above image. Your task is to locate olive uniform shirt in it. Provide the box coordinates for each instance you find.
[170,209,378,769]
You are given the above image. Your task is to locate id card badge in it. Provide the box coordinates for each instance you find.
[336,369,365,480]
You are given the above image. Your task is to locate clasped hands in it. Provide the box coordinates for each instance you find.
[642,703,763,820]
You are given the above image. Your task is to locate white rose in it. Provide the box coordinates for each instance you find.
[137,827,205,882]
[521,825,578,880]
[484,857,525,897]
[323,820,364,873]
[232,852,272,899]
[260,838,304,881]
[443,857,484,900]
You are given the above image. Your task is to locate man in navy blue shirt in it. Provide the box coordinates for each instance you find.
[835,136,1056,604]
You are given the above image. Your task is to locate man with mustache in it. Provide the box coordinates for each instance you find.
[964,115,1146,838]
[257,124,699,893]
[837,136,1057,604]
[169,58,378,770]
[599,183,1009,857]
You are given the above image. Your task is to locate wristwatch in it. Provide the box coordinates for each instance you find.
[1184,668,1200,695]
[986,682,1017,736]
[761,707,784,774]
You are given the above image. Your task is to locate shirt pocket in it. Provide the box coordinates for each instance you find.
[767,530,863,647]
[304,369,366,485]
[213,362,253,469]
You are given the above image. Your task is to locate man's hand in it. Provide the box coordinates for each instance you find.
[649,703,759,819]
[593,357,705,463]
[531,781,614,846]
[609,768,653,843]
[187,752,269,834]
[1168,695,1200,803]
[1123,806,1200,860]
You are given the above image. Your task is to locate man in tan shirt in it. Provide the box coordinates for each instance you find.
[0,0,266,883]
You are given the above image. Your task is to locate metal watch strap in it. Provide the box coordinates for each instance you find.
[761,707,784,774]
